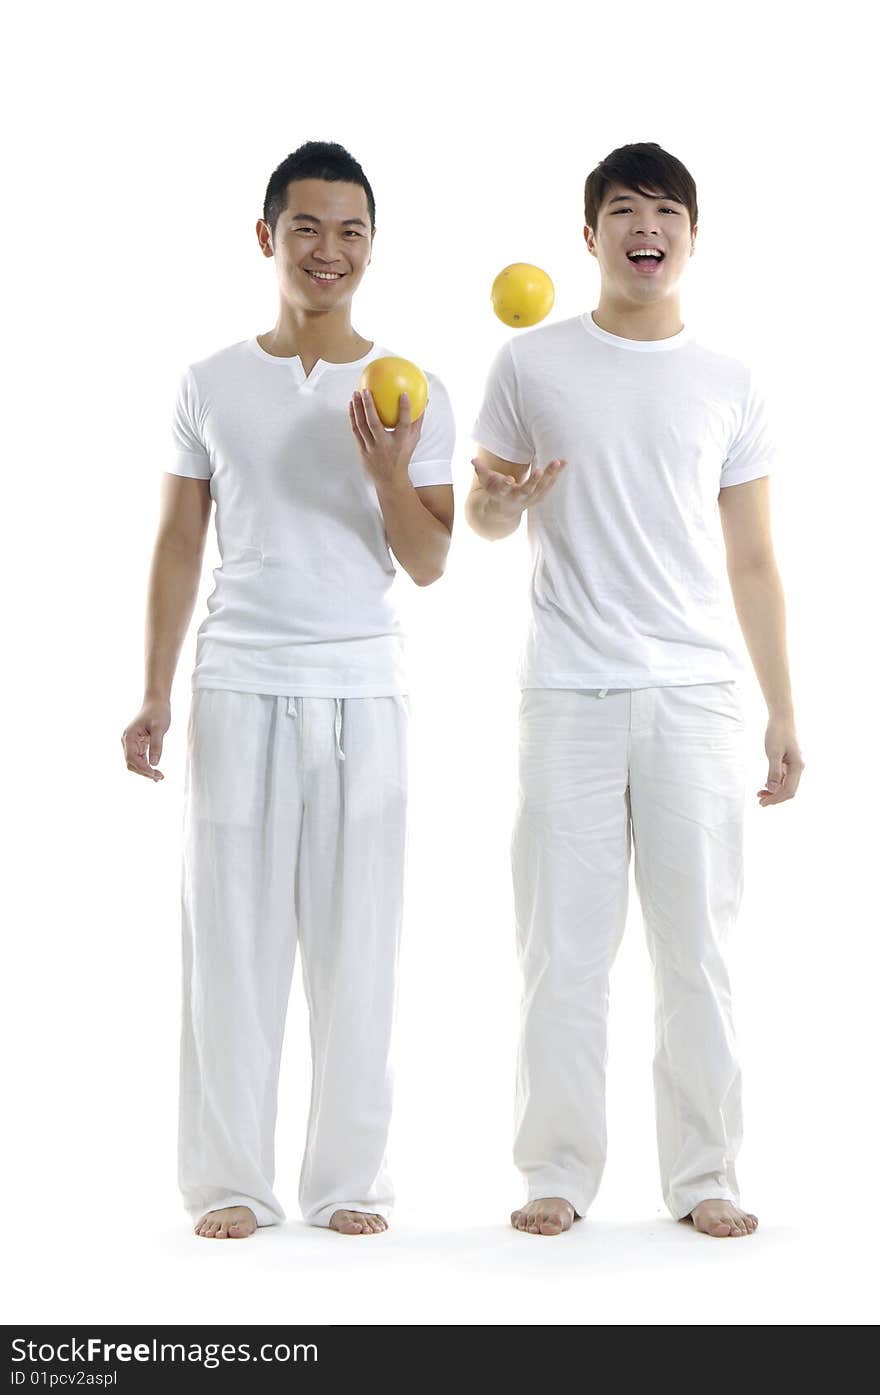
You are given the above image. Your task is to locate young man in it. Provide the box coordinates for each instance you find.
[467,142,804,1240]
[121,142,455,1237]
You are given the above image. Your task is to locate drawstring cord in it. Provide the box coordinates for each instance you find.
[286,695,345,760]
[334,697,346,761]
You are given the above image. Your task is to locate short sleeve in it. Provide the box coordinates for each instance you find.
[471,339,534,465]
[167,368,212,479]
[720,366,778,488]
[408,373,456,487]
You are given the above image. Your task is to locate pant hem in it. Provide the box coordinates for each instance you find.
[523,1178,590,1220]
[668,1188,740,1222]
[186,1194,283,1228]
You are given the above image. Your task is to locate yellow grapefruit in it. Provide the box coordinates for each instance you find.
[491,263,555,327]
[358,356,428,427]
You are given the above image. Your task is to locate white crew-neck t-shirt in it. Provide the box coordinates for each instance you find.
[471,311,779,690]
[166,336,455,697]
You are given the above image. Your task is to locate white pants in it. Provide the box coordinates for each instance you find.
[178,688,409,1228]
[512,682,747,1220]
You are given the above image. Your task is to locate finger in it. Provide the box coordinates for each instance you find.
[350,391,375,443]
[126,759,162,781]
[534,458,567,484]
[520,467,543,495]
[757,781,786,805]
[524,462,564,505]
[348,399,369,450]
[765,759,785,794]
[524,457,566,492]
[357,388,382,441]
[397,391,411,428]
[478,466,515,495]
[471,459,520,494]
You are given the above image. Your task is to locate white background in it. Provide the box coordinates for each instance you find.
[3,0,876,1327]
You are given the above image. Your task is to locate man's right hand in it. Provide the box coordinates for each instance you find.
[122,698,171,782]
[471,457,567,520]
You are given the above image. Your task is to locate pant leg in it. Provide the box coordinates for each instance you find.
[295,695,408,1227]
[628,680,747,1220]
[511,687,631,1218]
[178,688,303,1227]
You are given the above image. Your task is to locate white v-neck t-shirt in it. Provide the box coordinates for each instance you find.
[166,336,455,697]
[472,311,779,690]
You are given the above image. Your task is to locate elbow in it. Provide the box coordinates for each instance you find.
[414,565,445,587]
[727,551,778,578]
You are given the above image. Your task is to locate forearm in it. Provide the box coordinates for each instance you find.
[144,541,204,702]
[375,477,451,585]
[727,561,795,717]
[464,485,521,541]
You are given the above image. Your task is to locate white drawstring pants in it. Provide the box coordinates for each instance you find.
[512,681,747,1221]
[178,688,409,1228]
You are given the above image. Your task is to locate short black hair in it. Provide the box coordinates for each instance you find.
[585,142,698,235]
[262,141,376,241]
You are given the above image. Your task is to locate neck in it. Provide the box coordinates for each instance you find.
[592,291,684,342]
[259,305,371,363]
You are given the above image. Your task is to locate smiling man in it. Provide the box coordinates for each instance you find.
[122,141,455,1238]
[467,141,805,1239]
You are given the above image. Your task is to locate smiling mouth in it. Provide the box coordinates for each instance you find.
[626,252,665,274]
[304,269,345,284]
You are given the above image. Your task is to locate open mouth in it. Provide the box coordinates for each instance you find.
[626,251,665,274]
[304,269,345,285]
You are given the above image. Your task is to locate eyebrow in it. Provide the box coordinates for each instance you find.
[606,193,683,206]
[289,212,369,227]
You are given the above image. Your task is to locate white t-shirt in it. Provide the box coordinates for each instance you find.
[167,337,455,696]
[472,311,778,689]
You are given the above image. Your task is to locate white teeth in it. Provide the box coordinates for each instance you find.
[308,270,341,280]
[628,249,662,259]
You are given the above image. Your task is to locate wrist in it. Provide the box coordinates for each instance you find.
[374,472,414,504]
[768,702,795,722]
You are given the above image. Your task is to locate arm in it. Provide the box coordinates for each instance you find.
[145,474,212,702]
[350,387,453,586]
[464,446,567,540]
[123,474,211,783]
[719,476,806,802]
[375,478,453,587]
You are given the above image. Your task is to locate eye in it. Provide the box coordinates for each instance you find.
[612,206,678,214]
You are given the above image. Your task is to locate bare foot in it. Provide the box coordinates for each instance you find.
[511,1197,577,1236]
[194,1205,257,1239]
[686,1199,758,1238]
[329,1210,388,1235]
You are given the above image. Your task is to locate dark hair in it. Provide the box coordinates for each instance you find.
[585,142,698,235]
[262,141,375,241]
